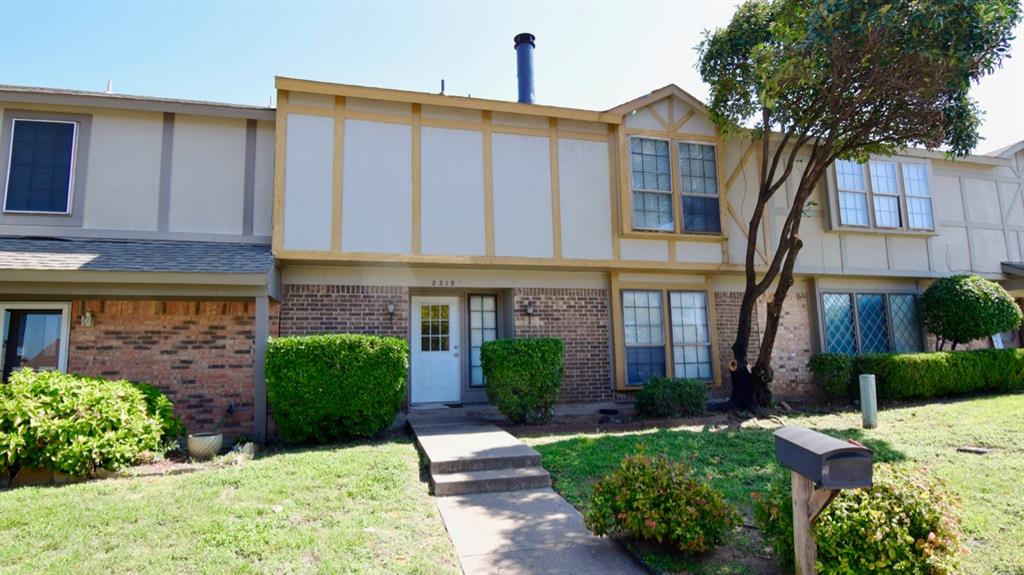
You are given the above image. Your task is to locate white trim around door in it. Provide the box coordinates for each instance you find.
[0,301,72,380]
[410,295,461,404]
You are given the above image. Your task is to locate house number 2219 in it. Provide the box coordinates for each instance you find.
[431,280,456,287]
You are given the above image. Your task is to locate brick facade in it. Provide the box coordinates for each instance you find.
[513,288,613,403]
[279,284,409,338]
[713,291,760,398]
[67,299,256,438]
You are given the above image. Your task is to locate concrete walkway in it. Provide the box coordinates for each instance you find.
[409,412,645,574]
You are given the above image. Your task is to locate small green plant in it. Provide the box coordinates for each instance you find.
[585,454,740,554]
[265,334,408,443]
[634,377,707,418]
[753,464,962,574]
[132,381,186,443]
[0,369,170,476]
[922,274,1022,350]
[480,338,564,425]
[808,353,853,399]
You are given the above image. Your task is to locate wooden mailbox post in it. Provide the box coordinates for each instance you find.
[773,427,874,575]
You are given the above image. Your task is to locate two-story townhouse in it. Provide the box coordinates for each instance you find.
[3,38,1023,439]
[0,85,277,439]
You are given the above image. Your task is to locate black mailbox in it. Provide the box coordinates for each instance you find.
[774,427,873,489]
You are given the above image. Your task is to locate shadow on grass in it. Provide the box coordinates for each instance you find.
[530,424,907,575]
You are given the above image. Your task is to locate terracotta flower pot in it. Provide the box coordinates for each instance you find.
[187,432,223,459]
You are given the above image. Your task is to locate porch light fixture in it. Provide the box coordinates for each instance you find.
[525,301,535,317]
[80,310,94,327]
[386,302,396,322]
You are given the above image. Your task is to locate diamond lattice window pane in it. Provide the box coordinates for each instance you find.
[890,294,922,352]
[822,293,856,354]
[856,294,890,352]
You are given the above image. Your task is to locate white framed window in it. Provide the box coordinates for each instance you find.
[468,295,497,388]
[3,119,78,214]
[869,160,901,228]
[836,160,869,226]
[677,142,721,233]
[630,137,674,231]
[1,302,71,381]
[902,163,934,230]
[669,291,713,380]
[622,290,666,386]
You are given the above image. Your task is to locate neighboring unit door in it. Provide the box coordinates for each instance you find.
[410,296,461,404]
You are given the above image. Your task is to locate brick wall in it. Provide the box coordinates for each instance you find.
[713,291,760,398]
[513,288,613,403]
[279,284,408,338]
[67,299,256,438]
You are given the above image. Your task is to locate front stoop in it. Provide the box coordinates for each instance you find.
[409,419,551,496]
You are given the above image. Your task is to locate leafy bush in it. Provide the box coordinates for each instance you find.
[754,464,962,574]
[480,338,564,425]
[585,454,739,554]
[133,382,186,442]
[807,353,852,399]
[265,334,408,443]
[634,377,707,418]
[809,349,1024,401]
[0,369,167,476]
[922,274,1022,349]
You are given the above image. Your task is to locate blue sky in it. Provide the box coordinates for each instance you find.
[1,1,1021,152]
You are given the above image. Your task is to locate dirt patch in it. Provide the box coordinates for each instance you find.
[508,413,732,437]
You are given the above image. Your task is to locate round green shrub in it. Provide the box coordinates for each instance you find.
[0,369,168,476]
[808,353,853,399]
[753,464,962,574]
[133,381,186,442]
[922,274,1022,349]
[265,334,408,443]
[480,338,564,425]
[634,377,707,418]
[585,454,740,554]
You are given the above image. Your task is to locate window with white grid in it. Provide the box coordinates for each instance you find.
[836,160,869,226]
[630,137,673,231]
[669,291,712,381]
[678,143,721,233]
[869,160,901,228]
[469,295,497,388]
[622,290,666,385]
[902,163,934,229]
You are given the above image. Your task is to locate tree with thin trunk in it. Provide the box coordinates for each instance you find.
[697,0,1021,408]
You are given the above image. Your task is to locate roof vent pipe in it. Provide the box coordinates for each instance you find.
[514,33,536,104]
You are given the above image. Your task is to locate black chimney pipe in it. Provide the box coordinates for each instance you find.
[514,33,535,104]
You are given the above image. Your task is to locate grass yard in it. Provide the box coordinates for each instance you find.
[523,393,1024,575]
[0,437,459,575]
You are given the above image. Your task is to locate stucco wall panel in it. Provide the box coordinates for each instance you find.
[932,174,965,221]
[252,121,275,237]
[888,236,930,273]
[676,240,722,264]
[844,235,888,270]
[283,114,334,251]
[965,178,1002,225]
[929,227,971,273]
[620,238,669,261]
[342,119,412,253]
[970,228,1008,273]
[558,138,613,260]
[492,133,553,258]
[420,127,485,256]
[169,115,246,235]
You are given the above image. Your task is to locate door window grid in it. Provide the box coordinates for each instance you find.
[669,291,713,381]
[469,295,497,388]
[678,142,721,233]
[821,292,922,354]
[419,304,450,352]
[630,137,673,231]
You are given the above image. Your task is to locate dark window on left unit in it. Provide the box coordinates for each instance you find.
[4,119,77,214]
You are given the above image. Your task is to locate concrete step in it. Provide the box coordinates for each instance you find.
[411,421,544,474]
[430,448,542,475]
[432,466,552,497]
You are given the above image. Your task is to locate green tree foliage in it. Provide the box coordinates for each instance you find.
[480,338,564,424]
[922,274,1022,349]
[697,0,1021,407]
[265,334,408,443]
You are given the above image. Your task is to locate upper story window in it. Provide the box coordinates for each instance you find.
[3,119,78,214]
[833,159,934,232]
[629,137,721,235]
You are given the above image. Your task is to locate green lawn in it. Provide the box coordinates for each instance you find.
[0,437,459,575]
[524,393,1024,575]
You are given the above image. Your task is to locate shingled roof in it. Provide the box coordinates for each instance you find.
[0,237,274,274]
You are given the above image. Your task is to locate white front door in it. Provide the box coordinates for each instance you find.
[411,296,461,404]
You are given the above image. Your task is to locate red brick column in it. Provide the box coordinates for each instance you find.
[512,288,613,403]
[67,299,256,437]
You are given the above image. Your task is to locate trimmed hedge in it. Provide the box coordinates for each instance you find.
[809,349,1024,400]
[586,454,740,554]
[808,353,853,399]
[0,369,176,476]
[634,377,707,418]
[754,464,962,574]
[481,338,564,425]
[265,334,408,443]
